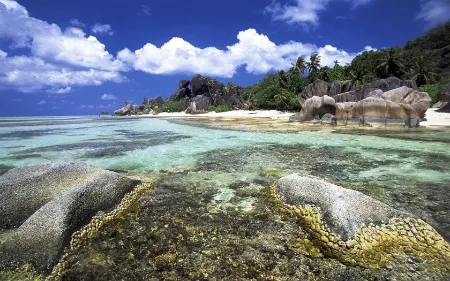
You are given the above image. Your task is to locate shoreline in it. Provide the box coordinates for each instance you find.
[111,109,450,129]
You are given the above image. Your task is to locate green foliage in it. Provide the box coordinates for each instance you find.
[208,105,233,113]
[241,73,301,111]
[420,83,444,104]
[158,98,190,113]
[405,21,450,51]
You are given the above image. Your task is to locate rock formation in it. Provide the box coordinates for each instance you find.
[272,174,450,274]
[0,162,140,270]
[171,74,245,114]
[113,104,145,116]
[291,77,432,127]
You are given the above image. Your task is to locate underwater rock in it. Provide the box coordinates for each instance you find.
[0,162,140,270]
[275,174,406,240]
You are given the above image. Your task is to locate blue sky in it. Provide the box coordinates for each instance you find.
[0,0,449,116]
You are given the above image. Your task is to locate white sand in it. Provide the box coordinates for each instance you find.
[140,109,450,127]
[422,108,450,127]
[143,110,294,120]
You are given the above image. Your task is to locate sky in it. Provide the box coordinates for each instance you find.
[0,0,449,116]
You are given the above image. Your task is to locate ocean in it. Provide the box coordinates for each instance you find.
[1,115,450,279]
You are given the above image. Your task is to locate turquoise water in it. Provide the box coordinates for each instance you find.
[1,116,450,239]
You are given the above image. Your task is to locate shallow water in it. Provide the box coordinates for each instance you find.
[1,116,449,238]
[1,116,450,279]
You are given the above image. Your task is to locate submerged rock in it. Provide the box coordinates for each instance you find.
[0,162,140,270]
[275,174,406,240]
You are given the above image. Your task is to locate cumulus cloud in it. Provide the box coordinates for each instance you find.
[46,86,72,94]
[0,0,126,71]
[119,28,373,77]
[37,100,46,105]
[265,0,373,26]
[417,0,450,27]
[0,0,127,93]
[101,93,118,100]
[91,23,114,36]
[0,52,125,93]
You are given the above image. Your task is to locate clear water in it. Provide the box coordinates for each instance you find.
[1,116,449,239]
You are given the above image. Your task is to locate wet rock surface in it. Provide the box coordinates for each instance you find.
[0,162,140,270]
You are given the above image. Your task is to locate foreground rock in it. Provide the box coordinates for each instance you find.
[0,162,140,270]
[292,78,431,127]
[275,174,406,240]
[273,174,450,275]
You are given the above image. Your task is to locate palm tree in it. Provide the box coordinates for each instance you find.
[306,54,321,73]
[376,48,405,78]
[291,56,306,75]
[348,68,366,86]
[334,60,340,68]
[411,54,437,87]
[277,70,289,89]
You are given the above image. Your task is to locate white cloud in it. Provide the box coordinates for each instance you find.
[417,0,450,27]
[91,23,114,36]
[37,100,46,105]
[265,0,373,26]
[0,0,127,93]
[70,19,85,28]
[119,28,372,77]
[0,1,126,71]
[101,93,118,100]
[46,86,72,94]
[0,53,125,93]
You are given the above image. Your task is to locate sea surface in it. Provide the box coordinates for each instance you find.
[1,115,449,241]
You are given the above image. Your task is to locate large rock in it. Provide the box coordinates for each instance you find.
[275,174,406,240]
[382,86,431,118]
[186,95,213,114]
[0,162,140,270]
[290,95,336,122]
[113,104,144,116]
[301,79,329,100]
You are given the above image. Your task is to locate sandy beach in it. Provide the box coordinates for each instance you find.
[141,109,450,128]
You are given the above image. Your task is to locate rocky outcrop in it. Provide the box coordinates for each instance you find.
[290,95,336,122]
[272,174,450,275]
[113,104,144,116]
[172,74,245,112]
[275,174,406,240]
[186,95,213,114]
[0,162,140,270]
[292,78,430,127]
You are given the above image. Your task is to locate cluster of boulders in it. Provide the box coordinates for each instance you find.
[290,77,432,127]
[170,74,245,114]
[0,162,140,270]
[113,96,164,116]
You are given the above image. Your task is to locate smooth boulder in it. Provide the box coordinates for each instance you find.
[275,174,406,240]
[291,95,336,122]
[0,162,140,270]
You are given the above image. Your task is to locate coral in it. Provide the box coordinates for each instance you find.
[268,183,450,275]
